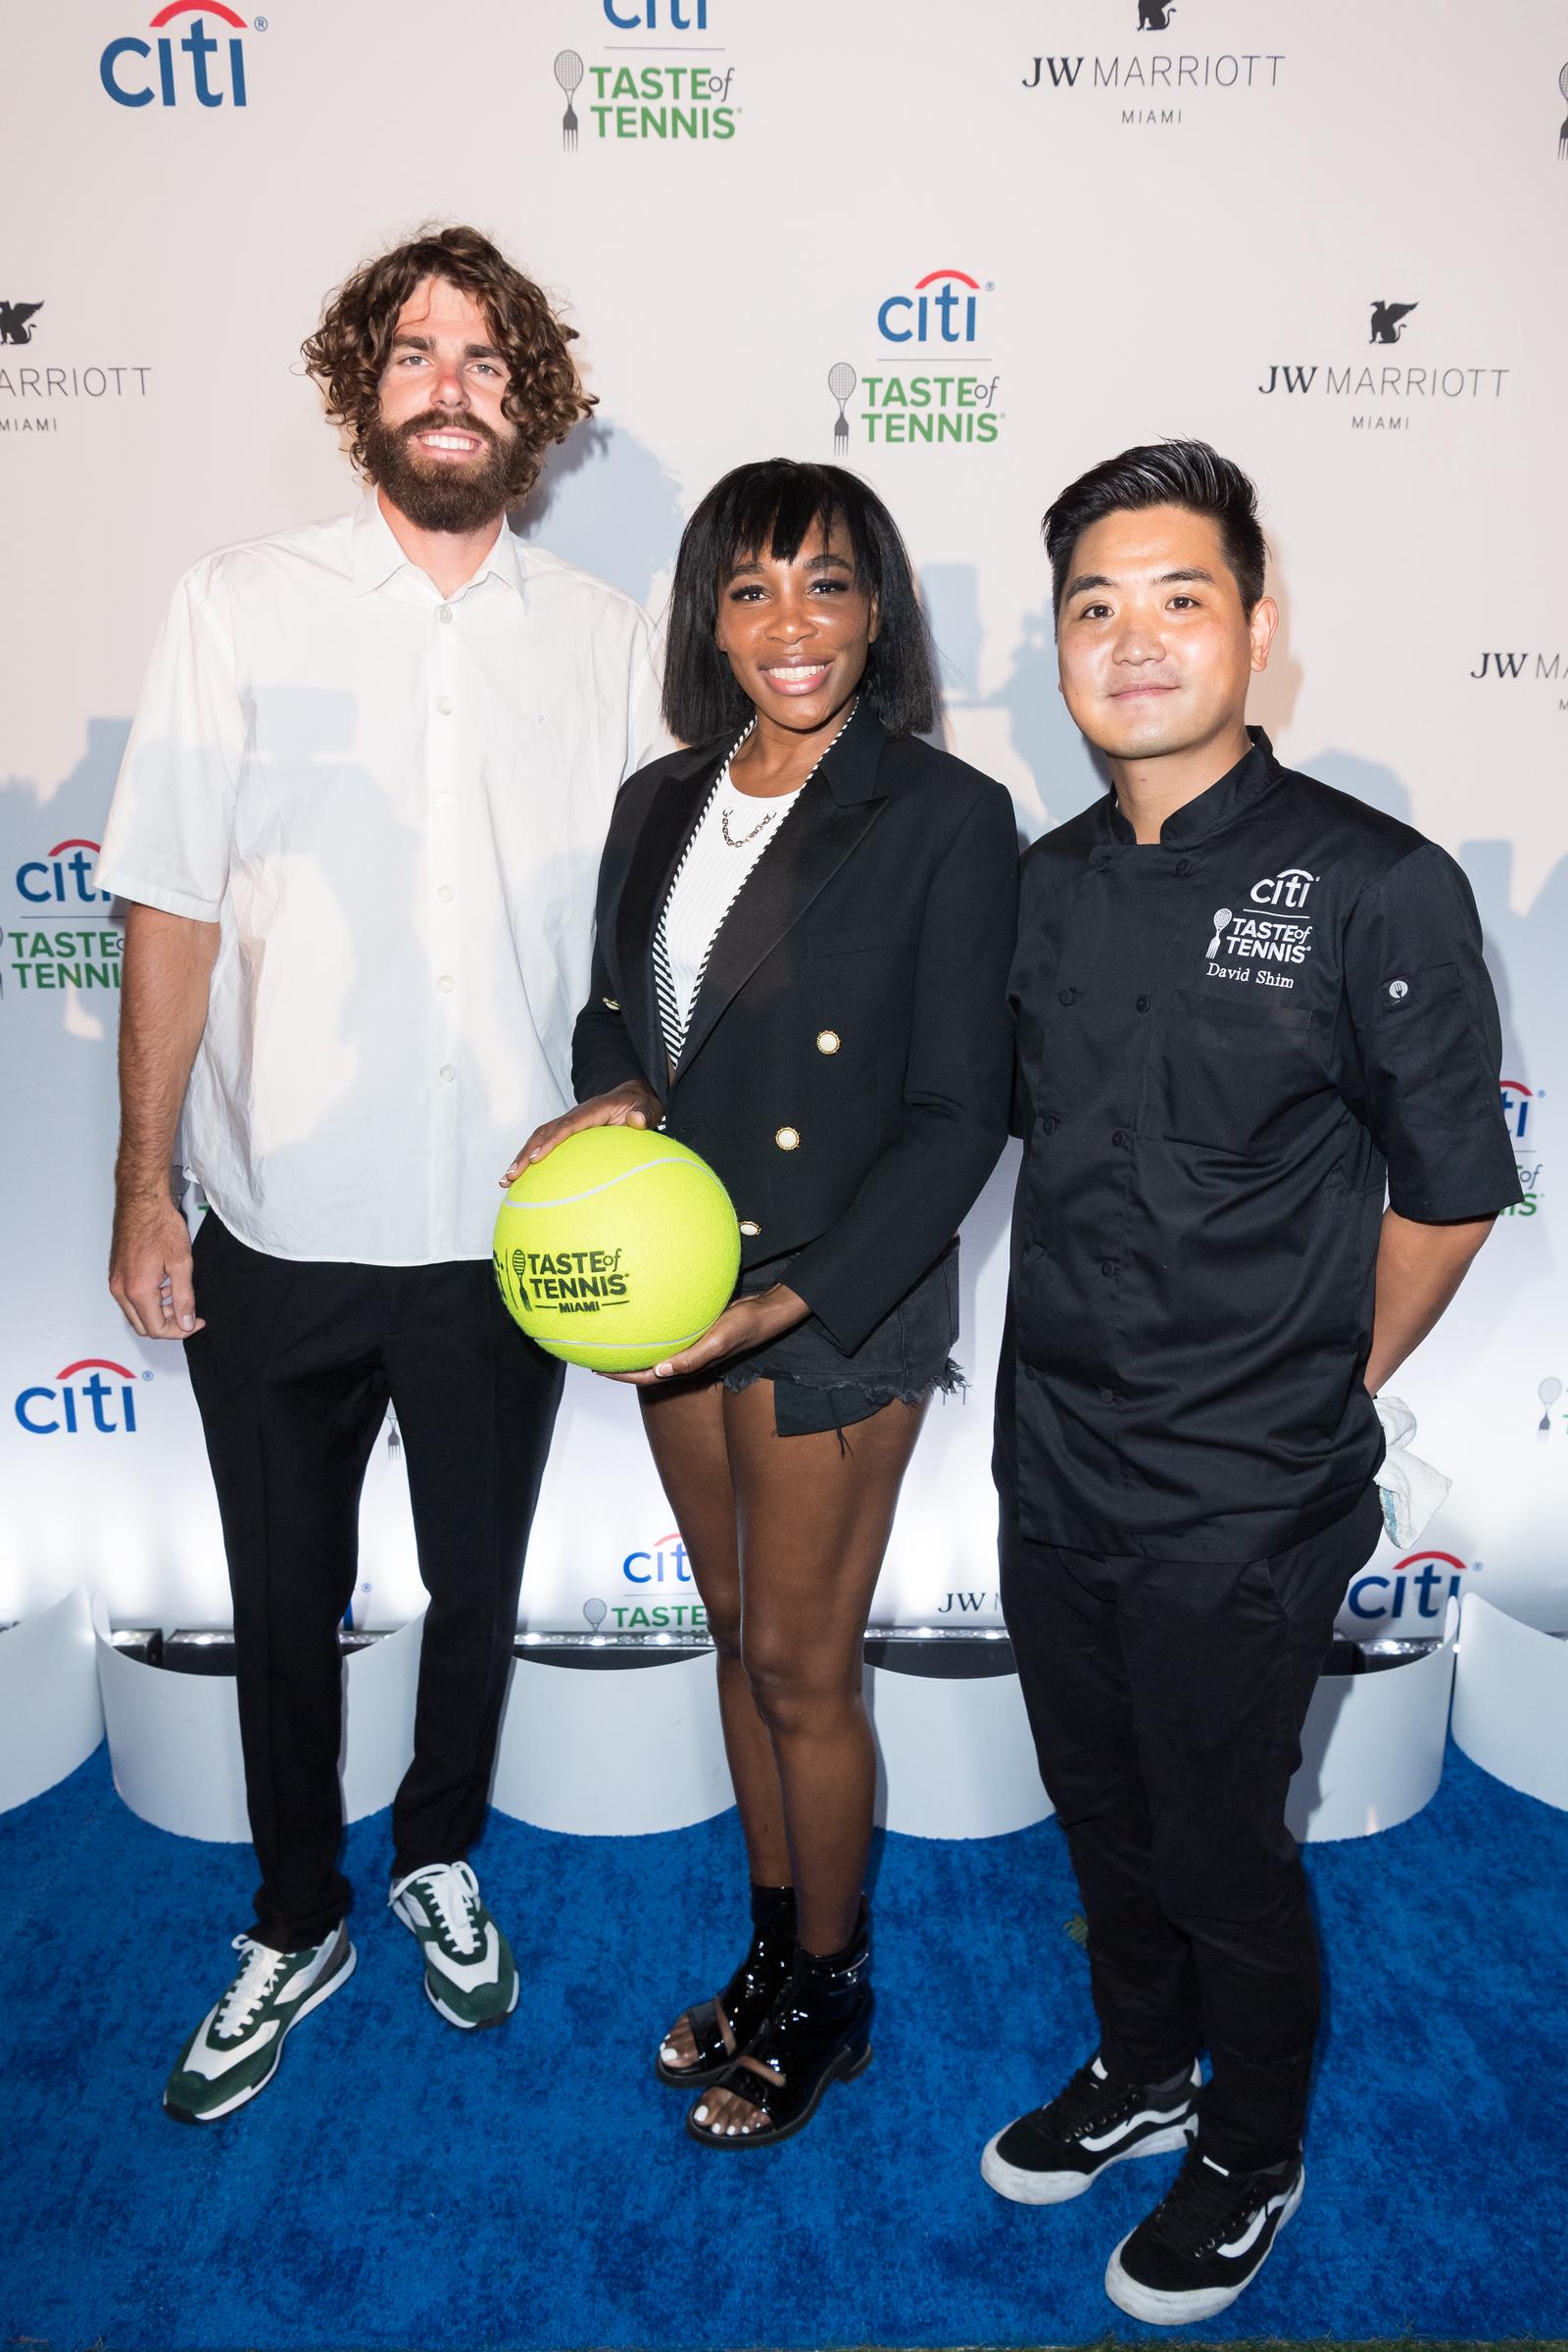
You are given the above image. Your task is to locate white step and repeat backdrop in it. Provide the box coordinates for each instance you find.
[3,0,1565,1646]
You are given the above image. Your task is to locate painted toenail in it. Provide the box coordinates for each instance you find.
[693,2105,708,2123]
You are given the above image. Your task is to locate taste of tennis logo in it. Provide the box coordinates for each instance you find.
[1022,2,1284,129]
[552,0,736,150]
[826,269,1004,454]
[497,1246,628,1319]
[1498,1078,1544,1221]
[1256,301,1510,432]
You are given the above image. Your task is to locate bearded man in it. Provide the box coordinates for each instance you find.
[98,225,666,2123]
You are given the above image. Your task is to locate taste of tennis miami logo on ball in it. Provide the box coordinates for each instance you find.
[826,268,1004,455]
[496,1246,629,1319]
[551,0,736,152]
[1344,1548,1481,1629]
[14,1358,151,1436]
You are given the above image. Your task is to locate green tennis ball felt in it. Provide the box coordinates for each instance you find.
[493,1126,742,1372]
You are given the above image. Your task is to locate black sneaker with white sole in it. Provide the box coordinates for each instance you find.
[1105,2141,1304,2324]
[981,2052,1200,2204]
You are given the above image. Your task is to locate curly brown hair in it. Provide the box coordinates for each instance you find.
[301,223,595,503]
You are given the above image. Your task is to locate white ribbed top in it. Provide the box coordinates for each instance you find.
[654,728,803,1063]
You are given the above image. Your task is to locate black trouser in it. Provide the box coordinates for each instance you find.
[1000,1485,1382,2173]
[185,1215,564,1952]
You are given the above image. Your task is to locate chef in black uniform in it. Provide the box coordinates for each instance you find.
[984,440,1520,2327]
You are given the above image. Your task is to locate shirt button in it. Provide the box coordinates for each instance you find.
[438,1064,456,1085]
[437,974,455,994]
[774,1125,801,1152]
[1058,987,1077,1006]
[1136,995,1151,1013]
[738,1219,761,1238]
[437,884,456,905]
[435,791,454,808]
[815,1029,841,1055]
[438,605,454,624]
[436,695,454,715]
[1111,1128,1128,1148]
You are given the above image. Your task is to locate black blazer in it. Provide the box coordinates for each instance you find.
[571,708,1018,1355]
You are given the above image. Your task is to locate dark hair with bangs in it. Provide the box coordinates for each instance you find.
[1043,439,1268,625]
[663,460,938,744]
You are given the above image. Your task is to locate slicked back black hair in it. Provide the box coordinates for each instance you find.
[663,459,938,744]
[1043,439,1268,624]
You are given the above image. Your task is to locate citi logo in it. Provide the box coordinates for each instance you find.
[1249,865,1314,909]
[1499,1079,1536,1143]
[16,839,111,906]
[1345,1548,1476,1627]
[15,1358,149,1437]
[620,1529,693,1587]
[603,0,708,22]
[101,2,259,109]
[877,270,988,347]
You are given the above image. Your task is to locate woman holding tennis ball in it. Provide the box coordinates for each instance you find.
[509,460,1017,2146]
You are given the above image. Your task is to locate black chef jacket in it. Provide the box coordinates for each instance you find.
[1002,728,1522,1561]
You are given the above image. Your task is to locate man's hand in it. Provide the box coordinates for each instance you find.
[109,1191,205,1340]
[502,1080,663,1185]
[608,1283,809,1386]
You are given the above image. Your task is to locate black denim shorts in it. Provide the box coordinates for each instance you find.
[720,1240,963,1437]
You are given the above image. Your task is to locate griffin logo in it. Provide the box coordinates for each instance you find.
[1369,301,1417,346]
[0,302,43,346]
[1137,1,1176,24]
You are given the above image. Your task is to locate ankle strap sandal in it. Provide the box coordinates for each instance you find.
[685,1910,873,2148]
[655,1884,796,2087]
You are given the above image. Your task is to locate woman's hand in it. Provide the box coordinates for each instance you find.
[607,1283,809,1386]
[501,1080,663,1186]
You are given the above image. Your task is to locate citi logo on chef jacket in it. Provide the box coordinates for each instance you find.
[15,1358,150,1436]
[1344,1548,1478,1628]
[101,2,260,109]
[1202,870,1316,987]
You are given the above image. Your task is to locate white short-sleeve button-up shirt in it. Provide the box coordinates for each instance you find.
[97,496,668,1265]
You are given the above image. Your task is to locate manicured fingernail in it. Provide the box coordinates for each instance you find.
[655,1361,673,1379]
[180,1315,194,1331]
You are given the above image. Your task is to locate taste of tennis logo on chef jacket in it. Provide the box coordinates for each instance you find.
[1200,866,1316,991]
[550,0,737,152]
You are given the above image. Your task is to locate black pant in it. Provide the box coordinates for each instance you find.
[1000,1485,1382,2173]
[185,1215,564,1951]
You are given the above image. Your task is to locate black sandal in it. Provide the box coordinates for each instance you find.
[654,1884,795,2087]
[685,1909,872,2148]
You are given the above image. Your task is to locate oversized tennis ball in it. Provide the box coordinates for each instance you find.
[493,1126,742,1372]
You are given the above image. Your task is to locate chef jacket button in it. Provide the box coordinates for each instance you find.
[602,996,620,1010]
[815,1029,841,1054]
[774,1125,801,1152]
[1058,987,1077,1006]
[1025,1364,1041,1384]
[1111,1127,1128,1148]
[1028,1241,1048,1259]
[1176,858,1193,876]
[1101,1259,1116,1277]
[1136,995,1151,1012]
[1388,978,1408,1002]
[739,1219,761,1238]
[1043,1114,1060,1135]
[1100,1386,1118,1404]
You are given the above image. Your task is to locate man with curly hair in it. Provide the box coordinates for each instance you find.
[97,225,667,2124]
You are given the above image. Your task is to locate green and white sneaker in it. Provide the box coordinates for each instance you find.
[163,1925,356,2124]
[389,1860,518,2031]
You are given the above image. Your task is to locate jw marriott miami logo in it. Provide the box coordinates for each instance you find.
[1257,301,1509,431]
[0,303,152,438]
[1470,648,1568,714]
[552,0,736,151]
[1023,3,1283,129]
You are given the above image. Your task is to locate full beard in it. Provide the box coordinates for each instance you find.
[364,410,519,532]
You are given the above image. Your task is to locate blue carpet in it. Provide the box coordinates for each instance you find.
[3,1741,1566,2350]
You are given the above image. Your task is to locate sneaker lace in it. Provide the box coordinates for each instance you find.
[1149,2149,1263,2257]
[391,1860,482,1958]
[1048,2059,1138,2135]
[214,1935,288,2039]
